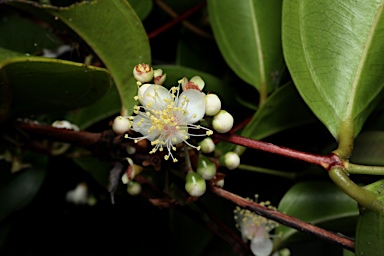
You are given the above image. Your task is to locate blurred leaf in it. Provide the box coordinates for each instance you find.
[128,0,153,20]
[154,65,236,106]
[240,82,316,141]
[282,0,384,139]
[72,157,111,188]
[355,179,384,255]
[0,55,111,122]
[350,131,384,165]
[66,84,120,129]
[275,181,358,249]
[207,0,284,93]
[0,167,47,221]
[10,0,151,115]
[0,11,61,55]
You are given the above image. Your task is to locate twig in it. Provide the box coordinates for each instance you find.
[209,185,355,252]
[148,1,208,39]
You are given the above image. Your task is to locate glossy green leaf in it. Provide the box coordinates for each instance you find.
[240,82,316,141]
[355,179,384,255]
[73,157,111,188]
[0,167,47,221]
[0,11,60,55]
[12,0,151,115]
[0,55,111,122]
[128,0,153,20]
[207,0,284,93]
[275,181,358,249]
[282,0,384,140]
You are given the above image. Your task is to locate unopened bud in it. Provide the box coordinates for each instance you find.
[127,181,142,196]
[185,172,206,197]
[212,110,234,133]
[199,137,215,153]
[215,179,224,188]
[223,152,240,170]
[197,155,216,180]
[205,94,221,116]
[190,76,205,90]
[133,63,154,83]
[112,116,130,134]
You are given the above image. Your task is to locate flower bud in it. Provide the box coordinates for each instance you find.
[205,94,221,116]
[212,110,234,133]
[185,171,206,197]
[190,76,205,90]
[52,120,79,131]
[223,152,240,170]
[127,181,142,196]
[199,137,215,153]
[215,179,224,188]
[112,116,130,134]
[133,63,154,83]
[197,155,216,180]
[153,69,167,85]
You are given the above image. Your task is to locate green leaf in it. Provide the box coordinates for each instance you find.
[0,11,60,54]
[12,0,151,115]
[240,82,316,141]
[72,157,111,188]
[282,0,384,141]
[350,131,384,165]
[275,181,358,249]
[355,180,384,256]
[0,55,112,122]
[128,0,153,20]
[207,0,284,94]
[0,167,47,221]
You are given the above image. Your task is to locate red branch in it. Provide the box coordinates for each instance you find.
[213,133,343,171]
[147,1,206,39]
[210,186,355,252]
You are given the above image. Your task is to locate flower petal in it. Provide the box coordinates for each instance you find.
[140,84,172,110]
[177,89,205,124]
[250,235,273,256]
[132,115,159,141]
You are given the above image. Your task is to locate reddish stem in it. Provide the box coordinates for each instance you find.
[213,133,343,171]
[147,1,206,39]
[210,186,355,252]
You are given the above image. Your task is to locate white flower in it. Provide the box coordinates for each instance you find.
[234,201,278,256]
[126,84,213,162]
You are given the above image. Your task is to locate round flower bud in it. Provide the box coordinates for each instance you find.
[112,116,130,134]
[185,172,206,197]
[199,137,215,153]
[205,94,221,116]
[212,110,234,133]
[223,152,240,170]
[197,155,216,180]
[215,179,224,188]
[190,76,205,90]
[127,181,142,196]
[133,63,154,83]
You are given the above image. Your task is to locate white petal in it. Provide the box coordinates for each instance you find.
[140,84,172,110]
[250,236,273,256]
[177,89,205,124]
[132,116,159,141]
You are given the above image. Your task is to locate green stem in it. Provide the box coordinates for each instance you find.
[333,119,355,159]
[237,164,296,180]
[258,82,268,106]
[329,166,383,214]
[347,162,384,175]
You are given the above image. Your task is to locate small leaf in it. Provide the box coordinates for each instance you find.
[282,0,384,140]
[0,55,112,121]
[275,181,358,249]
[207,0,284,93]
[128,0,153,20]
[0,167,47,221]
[240,82,316,141]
